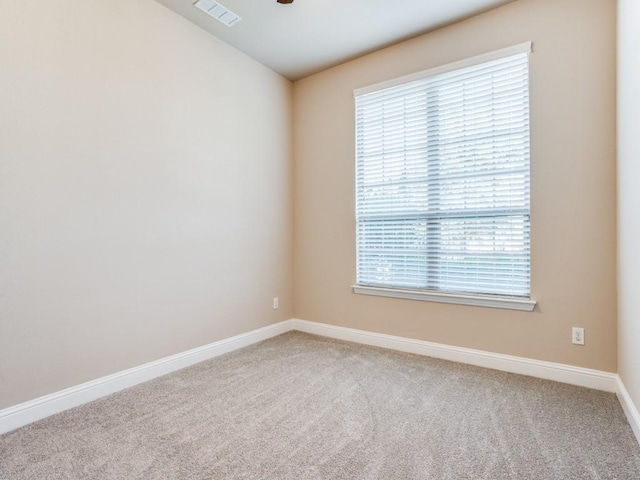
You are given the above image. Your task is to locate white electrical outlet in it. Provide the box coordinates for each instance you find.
[273,297,279,310]
[572,327,585,346]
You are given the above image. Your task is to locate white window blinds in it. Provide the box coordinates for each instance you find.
[355,46,531,298]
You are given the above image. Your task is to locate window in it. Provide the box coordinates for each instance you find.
[354,43,534,311]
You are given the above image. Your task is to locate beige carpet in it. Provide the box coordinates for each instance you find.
[1,331,639,479]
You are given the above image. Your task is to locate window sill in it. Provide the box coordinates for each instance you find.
[352,285,536,312]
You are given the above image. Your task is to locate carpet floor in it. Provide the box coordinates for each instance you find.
[1,331,639,479]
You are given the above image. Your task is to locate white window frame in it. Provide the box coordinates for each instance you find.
[352,43,536,312]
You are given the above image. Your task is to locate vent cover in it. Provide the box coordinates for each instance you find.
[194,0,241,27]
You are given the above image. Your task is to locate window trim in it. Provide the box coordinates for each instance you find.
[352,285,537,312]
[353,42,535,309]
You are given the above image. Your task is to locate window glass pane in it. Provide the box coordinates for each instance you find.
[357,219,428,289]
[431,216,530,296]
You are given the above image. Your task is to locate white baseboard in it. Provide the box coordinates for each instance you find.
[293,319,617,393]
[0,320,294,435]
[617,376,640,445]
[0,317,623,437]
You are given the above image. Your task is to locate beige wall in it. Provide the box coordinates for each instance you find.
[0,0,293,409]
[618,0,640,411]
[293,0,617,371]
[0,0,621,412]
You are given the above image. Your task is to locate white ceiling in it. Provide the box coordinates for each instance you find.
[156,0,515,81]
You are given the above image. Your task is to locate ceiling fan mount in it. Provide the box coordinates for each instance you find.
[277,0,294,4]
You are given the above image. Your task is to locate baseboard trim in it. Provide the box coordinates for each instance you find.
[0,318,622,436]
[0,320,294,435]
[616,376,640,445]
[293,319,617,393]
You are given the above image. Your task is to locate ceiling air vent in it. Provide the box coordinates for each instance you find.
[194,0,241,27]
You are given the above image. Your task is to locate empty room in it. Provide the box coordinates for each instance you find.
[1,0,639,478]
